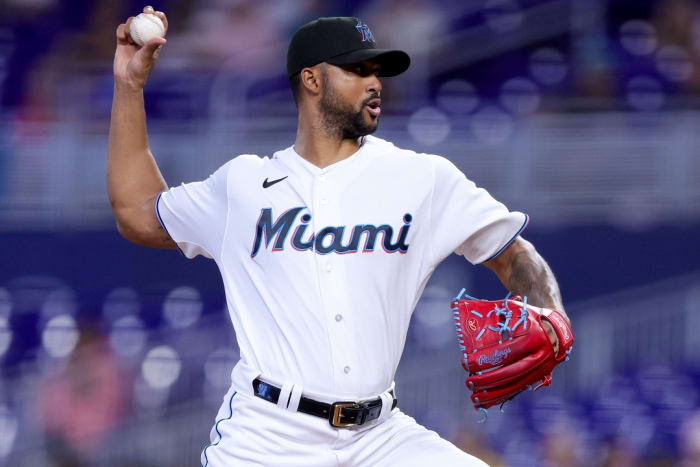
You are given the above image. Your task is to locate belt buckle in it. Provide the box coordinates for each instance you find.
[329,401,362,428]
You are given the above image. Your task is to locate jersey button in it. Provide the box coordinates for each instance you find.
[325,263,333,273]
[335,314,343,322]
[343,366,351,374]
[320,198,328,206]
[319,174,327,183]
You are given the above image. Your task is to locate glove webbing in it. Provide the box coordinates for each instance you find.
[452,289,528,356]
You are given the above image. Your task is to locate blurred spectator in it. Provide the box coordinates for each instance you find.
[653,0,696,50]
[0,0,63,112]
[61,1,125,62]
[264,0,332,37]
[680,411,700,467]
[651,0,700,93]
[541,424,584,467]
[165,0,283,73]
[38,324,127,467]
[571,0,617,103]
[453,426,502,466]
[599,436,641,467]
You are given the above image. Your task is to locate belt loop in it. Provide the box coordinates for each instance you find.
[286,384,303,413]
[277,383,293,410]
[378,391,394,422]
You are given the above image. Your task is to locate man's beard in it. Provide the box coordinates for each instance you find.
[319,74,378,140]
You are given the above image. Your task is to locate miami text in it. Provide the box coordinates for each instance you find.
[251,207,412,257]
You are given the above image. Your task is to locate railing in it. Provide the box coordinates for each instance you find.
[1,109,699,231]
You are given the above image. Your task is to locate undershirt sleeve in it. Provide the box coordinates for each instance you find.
[155,161,231,260]
[429,155,528,265]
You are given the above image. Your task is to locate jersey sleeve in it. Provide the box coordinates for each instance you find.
[155,161,231,260]
[429,155,528,265]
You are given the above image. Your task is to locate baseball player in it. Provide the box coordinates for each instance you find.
[108,8,569,467]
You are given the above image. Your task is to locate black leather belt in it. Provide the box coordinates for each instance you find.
[252,378,397,428]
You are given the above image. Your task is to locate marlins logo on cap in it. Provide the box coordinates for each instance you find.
[355,19,375,43]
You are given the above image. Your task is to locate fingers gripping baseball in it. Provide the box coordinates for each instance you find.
[113,6,168,90]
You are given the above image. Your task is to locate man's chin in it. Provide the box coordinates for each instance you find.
[355,125,378,139]
[342,113,379,139]
[365,120,379,134]
[362,116,379,133]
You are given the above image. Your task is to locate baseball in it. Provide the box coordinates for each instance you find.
[129,13,165,46]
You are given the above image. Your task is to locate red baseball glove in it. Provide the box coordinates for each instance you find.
[450,290,573,419]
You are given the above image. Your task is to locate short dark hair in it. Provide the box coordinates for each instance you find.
[290,73,302,106]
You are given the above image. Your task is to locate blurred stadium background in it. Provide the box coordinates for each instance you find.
[1,0,700,465]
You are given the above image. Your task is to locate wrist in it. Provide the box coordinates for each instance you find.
[114,79,145,94]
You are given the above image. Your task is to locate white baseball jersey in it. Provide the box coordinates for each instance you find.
[156,135,527,401]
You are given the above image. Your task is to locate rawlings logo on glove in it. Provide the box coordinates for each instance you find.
[478,348,511,366]
[450,289,574,421]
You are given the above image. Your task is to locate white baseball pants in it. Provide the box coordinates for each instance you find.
[201,385,487,466]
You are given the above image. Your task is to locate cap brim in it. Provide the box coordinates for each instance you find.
[326,49,411,77]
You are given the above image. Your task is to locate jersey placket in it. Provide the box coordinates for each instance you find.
[311,170,358,392]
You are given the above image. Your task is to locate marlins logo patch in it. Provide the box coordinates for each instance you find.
[355,19,375,42]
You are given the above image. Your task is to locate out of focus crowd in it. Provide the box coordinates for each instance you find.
[0,263,699,466]
[4,0,700,119]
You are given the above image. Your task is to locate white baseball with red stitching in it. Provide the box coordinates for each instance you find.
[129,13,165,46]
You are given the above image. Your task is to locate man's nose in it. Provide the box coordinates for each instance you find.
[367,75,382,95]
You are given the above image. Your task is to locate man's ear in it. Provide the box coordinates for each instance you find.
[300,65,324,97]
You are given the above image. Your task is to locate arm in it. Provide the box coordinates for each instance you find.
[107,6,174,249]
[483,237,566,317]
[483,236,568,351]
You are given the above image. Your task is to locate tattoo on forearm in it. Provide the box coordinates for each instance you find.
[157,224,176,247]
[508,250,564,313]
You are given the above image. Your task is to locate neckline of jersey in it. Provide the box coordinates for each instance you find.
[288,136,371,175]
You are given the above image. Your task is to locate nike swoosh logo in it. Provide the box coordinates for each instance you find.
[262,176,288,188]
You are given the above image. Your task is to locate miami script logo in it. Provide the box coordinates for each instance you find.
[251,207,412,257]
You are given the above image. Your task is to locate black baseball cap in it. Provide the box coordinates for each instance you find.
[287,17,411,79]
